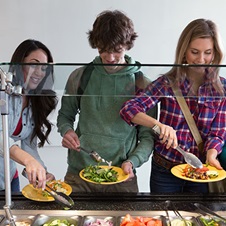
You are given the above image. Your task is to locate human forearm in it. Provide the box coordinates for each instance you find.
[57,96,77,136]
[10,144,34,165]
[131,112,158,128]
[10,145,47,189]
[132,113,178,149]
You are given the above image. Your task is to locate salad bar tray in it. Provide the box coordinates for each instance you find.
[1,193,226,225]
[0,210,225,226]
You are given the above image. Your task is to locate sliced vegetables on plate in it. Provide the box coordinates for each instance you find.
[79,165,129,185]
[171,164,226,183]
[82,165,118,183]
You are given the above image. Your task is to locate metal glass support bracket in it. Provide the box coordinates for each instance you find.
[0,67,21,226]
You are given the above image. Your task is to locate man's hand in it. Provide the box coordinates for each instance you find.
[121,161,134,180]
[62,129,80,150]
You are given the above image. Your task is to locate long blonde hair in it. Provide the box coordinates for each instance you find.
[167,18,224,95]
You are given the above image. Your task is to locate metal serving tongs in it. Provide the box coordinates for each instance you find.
[157,201,172,226]
[194,203,226,225]
[22,168,74,209]
[79,146,112,165]
[152,125,203,169]
[166,200,189,226]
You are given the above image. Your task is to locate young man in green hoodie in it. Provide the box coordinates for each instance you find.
[57,10,157,192]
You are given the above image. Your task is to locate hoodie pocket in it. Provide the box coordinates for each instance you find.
[79,133,127,166]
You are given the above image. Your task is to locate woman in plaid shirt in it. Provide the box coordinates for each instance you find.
[120,18,226,193]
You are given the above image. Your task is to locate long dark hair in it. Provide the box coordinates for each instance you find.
[10,39,58,147]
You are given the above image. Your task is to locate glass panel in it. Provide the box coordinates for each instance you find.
[1,63,225,96]
[0,63,225,193]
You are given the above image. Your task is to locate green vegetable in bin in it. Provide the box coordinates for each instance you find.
[83,165,118,183]
[43,219,75,226]
[199,216,223,226]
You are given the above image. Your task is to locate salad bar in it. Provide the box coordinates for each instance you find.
[0,165,226,226]
[0,207,226,226]
[0,192,226,226]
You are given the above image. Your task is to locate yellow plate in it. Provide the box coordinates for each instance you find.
[21,181,72,202]
[171,164,226,183]
[79,165,129,185]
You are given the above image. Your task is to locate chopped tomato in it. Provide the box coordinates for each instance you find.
[125,222,137,226]
[121,214,133,226]
[120,214,162,226]
[182,164,210,180]
[143,218,154,223]
[146,220,156,226]
[195,166,209,173]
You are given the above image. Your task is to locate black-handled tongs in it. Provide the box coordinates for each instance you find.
[194,203,226,224]
[22,168,74,209]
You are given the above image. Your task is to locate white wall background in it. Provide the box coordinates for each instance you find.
[1,0,226,192]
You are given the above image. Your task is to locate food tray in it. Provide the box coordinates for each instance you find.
[196,215,226,226]
[83,216,116,226]
[0,215,35,226]
[166,216,199,226]
[31,214,82,226]
[118,214,167,226]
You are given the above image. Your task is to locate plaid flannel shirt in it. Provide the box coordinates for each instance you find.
[120,75,226,163]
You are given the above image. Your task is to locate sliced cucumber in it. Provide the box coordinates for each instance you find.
[206,170,219,178]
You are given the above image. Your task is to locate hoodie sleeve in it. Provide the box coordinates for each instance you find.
[127,106,157,168]
[57,67,85,137]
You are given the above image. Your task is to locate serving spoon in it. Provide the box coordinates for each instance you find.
[152,125,203,169]
[22,168,74,209]
[79,146,112,165]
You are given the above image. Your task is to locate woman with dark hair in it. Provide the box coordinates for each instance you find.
[0,39,58,191]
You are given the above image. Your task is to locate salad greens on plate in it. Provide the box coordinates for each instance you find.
[82,165,118,183]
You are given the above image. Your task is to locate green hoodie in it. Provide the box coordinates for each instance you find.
[57,55,156,174]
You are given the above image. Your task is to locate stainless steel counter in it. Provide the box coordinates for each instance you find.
[0,210,210,226]
[0,210,226,226]
[0,192,226,226]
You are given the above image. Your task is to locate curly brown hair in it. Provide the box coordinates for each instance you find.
[87,10,138,52]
